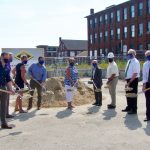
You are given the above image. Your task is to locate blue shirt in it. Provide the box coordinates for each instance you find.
[64,65,78,86]
[0,61,11,87]
[28,63,47,82]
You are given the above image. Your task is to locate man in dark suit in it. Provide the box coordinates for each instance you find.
[91,60,103,106]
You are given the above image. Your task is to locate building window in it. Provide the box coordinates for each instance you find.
[105,14,108,25]
[94,18,97,28]
[117,10,120,22]
[110,12,114,24]
[124,8,127,20]
[148,44,150,50]
[90,34,93,44]
[131,25,135,38]
[138,44,143,50]
[117,28,120,40]
[148,21,150,33]
[138,23,143,36]
[105,31,108,41]
[70,51,75,57]
[138,2,143,16]
[124,27,127,39]
[94,33,98,43]
[94,50,97,58]
[100,32,103,42]
[99,16,103,25]
[90,19,93,28]
[130,44,134,49]
[90,50,93,58]
[148,0,150,14]
[131,5,135,18]
[110,29,114,40]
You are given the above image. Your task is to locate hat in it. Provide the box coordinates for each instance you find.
[107,52,114,58]
[145,50,150,56]
[128,49,136,55]
[92,60,98,64]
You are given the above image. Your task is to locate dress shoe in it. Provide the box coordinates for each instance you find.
[37,107,41,110]
[108,105,116,109]
[122,108,130,112]
[27,106,32,111]
[92,102,98,106]
[144,118,150,122]
[128,110,137,115]
[96,104,102,107]
[1,124,12,129]
[6,114,14,118]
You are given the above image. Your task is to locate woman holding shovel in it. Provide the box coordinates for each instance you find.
[64,57,78,109]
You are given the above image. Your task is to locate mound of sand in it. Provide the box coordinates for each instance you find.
[17,77,105,108]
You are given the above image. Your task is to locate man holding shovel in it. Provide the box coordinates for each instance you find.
[142,50,150,122]
[91,60,102,106]
[106,52,119,109]
[0,52,15,129]
[27,56,47,110]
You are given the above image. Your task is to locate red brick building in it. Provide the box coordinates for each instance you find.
[86,0,150,57]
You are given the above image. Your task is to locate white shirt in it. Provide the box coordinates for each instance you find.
[142,61,150,83]
[125,58,140,79]
[107,61,119,78]
[92,68,96,79]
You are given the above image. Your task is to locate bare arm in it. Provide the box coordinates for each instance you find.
[107,74,116,83]
[12,67,16,78]
[20,65,28,84]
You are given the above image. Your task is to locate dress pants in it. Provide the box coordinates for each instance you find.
[93,85,102,105]
[126,78,138,112]
[28,79,42,108]
[6,94,10,115]
[108,77,118,106]
[145,82,150,119]
[0,86,7,125]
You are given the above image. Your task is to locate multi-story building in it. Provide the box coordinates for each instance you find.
[36,45,58,57]
[86,0,150,57]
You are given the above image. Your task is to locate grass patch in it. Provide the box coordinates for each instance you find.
[46,60,145,71]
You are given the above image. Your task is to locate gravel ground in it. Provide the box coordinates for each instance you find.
[0,78,150,150]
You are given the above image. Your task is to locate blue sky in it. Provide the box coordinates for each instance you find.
[0,0,126,50]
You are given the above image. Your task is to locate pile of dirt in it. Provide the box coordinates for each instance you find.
[19,77,103,108]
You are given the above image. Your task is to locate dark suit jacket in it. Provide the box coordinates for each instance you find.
[91,67,103,88]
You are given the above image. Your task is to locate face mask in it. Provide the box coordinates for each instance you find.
[3,58,9,64]
[70,62,74,66]
[9,58,13,62]
[147,56,150,61]
[23,60,28,64]
[92,63,97,68]
[108,58,113,63]
[39,60,44,65]
[128,54,133,59]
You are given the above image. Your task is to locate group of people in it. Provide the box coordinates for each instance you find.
[0,52,47,129]
[64,49,150,122]
[0,49,150,129]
